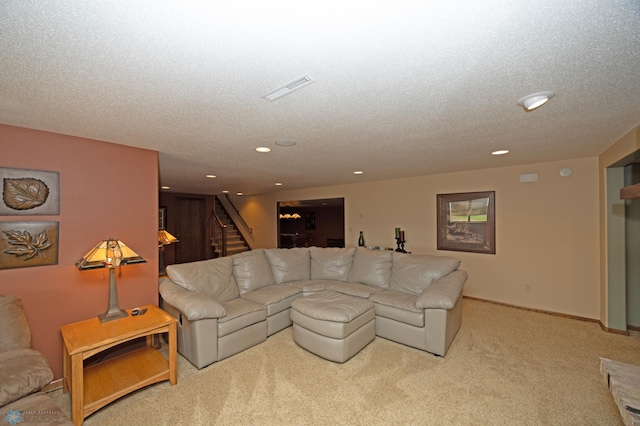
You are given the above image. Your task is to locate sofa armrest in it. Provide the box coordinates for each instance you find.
[159,278,226,321]
[415,269,468,310]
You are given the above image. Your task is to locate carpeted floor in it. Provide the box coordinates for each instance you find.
[50,298,640,425]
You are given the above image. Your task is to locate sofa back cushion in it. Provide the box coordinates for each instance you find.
[233,249,276,295]
[166,257,239,302]
[0,296,31,352]
[264,248,311,284]
[390,252,461,295]
[347,247,392,288]
[310,247,355,281]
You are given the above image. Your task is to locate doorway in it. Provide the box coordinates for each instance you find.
[277,198,345,248]
[176,197,206,263]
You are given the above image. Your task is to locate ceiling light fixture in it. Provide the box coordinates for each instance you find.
[279,213,301,219]
[205,174,216,178]
[353,171,364,175]
[262,75,316,102]
[161,186,170,190]
[517,91,555,111]
[222,190,229,194]
[237,192,243,196]
[256,147,271,153]
[275,182,283,186]
[492,150,509,155]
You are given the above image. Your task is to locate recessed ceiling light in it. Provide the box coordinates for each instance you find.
[237,192,243,196]
[161,186,170,190]
[275,140,297,147]
[205,174,216,178]
[353,171,364,175]
[517,91,555,111]
[256,147,271,153]
[222,190,229,194]
[275,182,283,186]
[492,150,509,156]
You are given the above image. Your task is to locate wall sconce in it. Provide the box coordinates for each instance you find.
[76,238,146,322]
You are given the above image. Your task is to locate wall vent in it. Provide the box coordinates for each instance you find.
[262,75,316,101]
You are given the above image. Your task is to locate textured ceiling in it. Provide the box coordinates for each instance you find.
[1,1,639,195]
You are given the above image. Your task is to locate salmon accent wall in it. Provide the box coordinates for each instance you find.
[239,157,600,320]
[1,124,159,379]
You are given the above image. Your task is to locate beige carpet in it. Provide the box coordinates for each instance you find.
[50,299,640,425]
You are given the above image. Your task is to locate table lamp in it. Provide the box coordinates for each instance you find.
[76,238,146,322]
[158,229,179,274]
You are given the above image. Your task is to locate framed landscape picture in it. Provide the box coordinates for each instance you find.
[437,191,495,254]
[159,207,167,230]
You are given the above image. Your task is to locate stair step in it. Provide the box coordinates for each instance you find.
[214,203,249,257]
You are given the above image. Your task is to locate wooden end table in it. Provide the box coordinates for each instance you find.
[61,304,177,425]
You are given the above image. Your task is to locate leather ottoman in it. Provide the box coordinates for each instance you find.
[290,290,375,363]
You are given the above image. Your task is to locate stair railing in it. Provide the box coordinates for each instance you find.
[223,193,253,234]
[211,211,227,257]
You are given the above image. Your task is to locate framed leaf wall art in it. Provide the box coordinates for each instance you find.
[0,221,59,269]
[0,167,60,215]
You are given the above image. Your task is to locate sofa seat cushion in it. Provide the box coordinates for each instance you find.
[0,348,54,407]
[242,284,302,316]
[264,248,310,284]
[166,257,239,302]
[390,252,461,295]
[370,290,424,327]
[326,281,384,299]
[310,247,355,280]
[347,248,392,289]
[218,298,267,337]
[0,392,70,423]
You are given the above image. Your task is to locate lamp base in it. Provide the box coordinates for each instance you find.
[98,267,128,323]
[98,308,128,323]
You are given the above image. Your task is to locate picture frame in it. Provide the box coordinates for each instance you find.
[0,221,59,269]
[159,206,167,230]
[437,191,495,254]
[304,211,316,230]
[0,167,60,215]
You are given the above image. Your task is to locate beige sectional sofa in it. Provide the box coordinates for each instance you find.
[159,247,468,369]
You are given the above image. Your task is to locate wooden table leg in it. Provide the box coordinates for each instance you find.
[70,353,84,425]
[62,343,70,393]
[168,322,177,385]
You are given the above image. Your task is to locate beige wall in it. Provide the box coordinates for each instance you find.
[241,157,600,319]
[1,124,159,378]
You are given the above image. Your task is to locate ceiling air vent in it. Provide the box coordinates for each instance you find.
[262,75,316,101]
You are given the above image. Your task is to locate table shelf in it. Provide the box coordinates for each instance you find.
[83,346,170,416]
